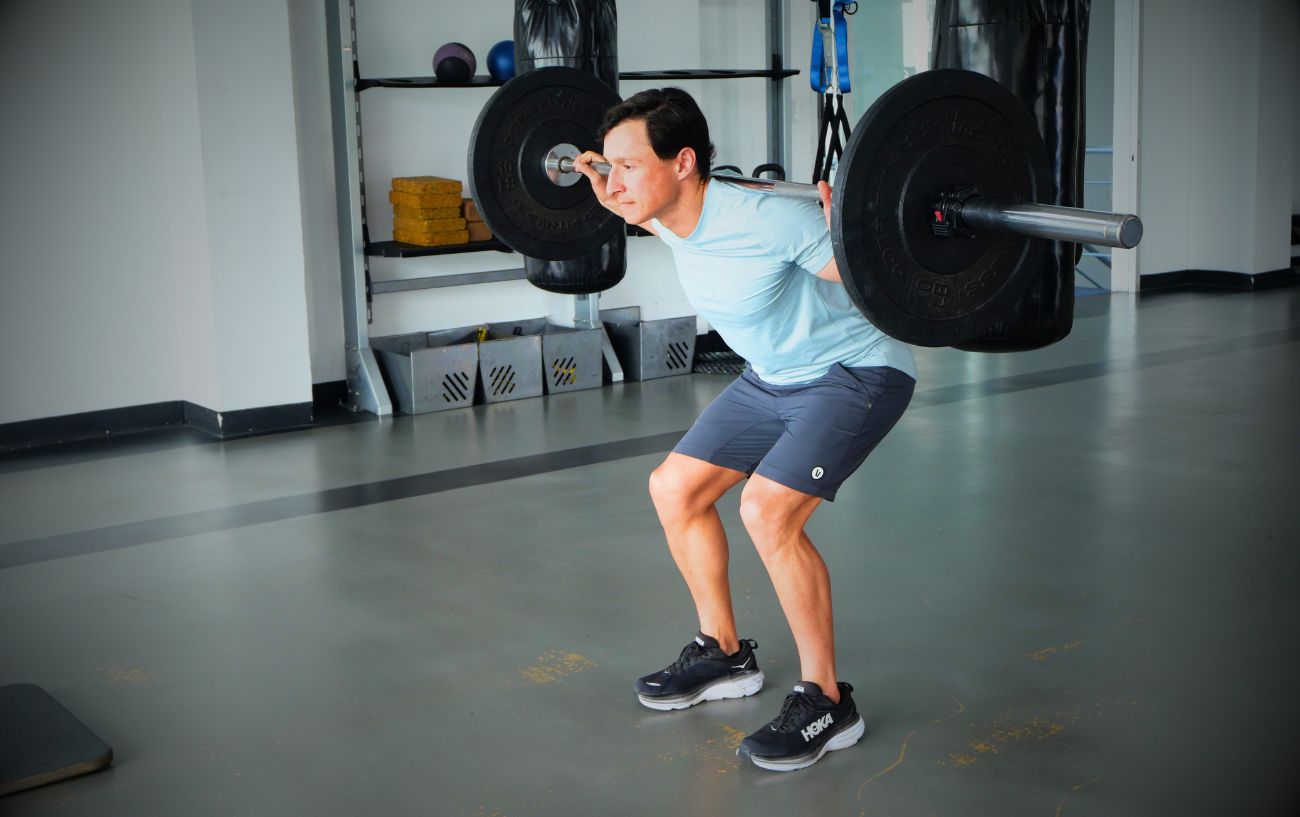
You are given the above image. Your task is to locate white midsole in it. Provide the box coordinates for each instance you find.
[744,715,866,772]
[637,671,765,711]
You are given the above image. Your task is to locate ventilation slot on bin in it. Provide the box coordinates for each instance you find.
[551,356,578,387]
[489,365,518,397]
[442,371,471,403]
[666,341,692,371]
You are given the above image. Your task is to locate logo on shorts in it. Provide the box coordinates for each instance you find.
[811,466,825,480]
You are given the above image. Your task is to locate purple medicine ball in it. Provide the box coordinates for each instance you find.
[433,42,476,77]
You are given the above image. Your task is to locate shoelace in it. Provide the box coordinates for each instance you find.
[769,692,819,732]
[667,640,708,674]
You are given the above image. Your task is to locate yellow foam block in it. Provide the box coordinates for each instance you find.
[389,190,462,210]
[393,205,461,221]
[462,197,484,223]
[393,216,469,234]
[467,221,493,242]
[394,228,470,247]
[391,175,462,194]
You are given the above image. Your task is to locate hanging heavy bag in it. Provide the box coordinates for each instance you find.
[931,0,1090,352]
[512,0,626,295]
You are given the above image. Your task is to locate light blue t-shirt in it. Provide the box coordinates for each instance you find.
[651,179,916,385]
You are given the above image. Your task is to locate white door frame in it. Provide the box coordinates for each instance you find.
[1111,0,1142,291]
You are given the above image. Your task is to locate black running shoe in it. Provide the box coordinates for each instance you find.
[634,632,764,711]
[737,681,865,771]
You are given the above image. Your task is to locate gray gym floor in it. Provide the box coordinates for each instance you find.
[2,288,1298,816]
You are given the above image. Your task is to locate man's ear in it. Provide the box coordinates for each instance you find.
[675,147,698,180]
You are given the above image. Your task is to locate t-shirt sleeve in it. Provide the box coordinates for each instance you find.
[785,199,834,274]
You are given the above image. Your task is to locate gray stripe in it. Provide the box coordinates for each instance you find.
[2,326,1296,571]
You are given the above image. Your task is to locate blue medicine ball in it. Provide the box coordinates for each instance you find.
[487,40,515,82]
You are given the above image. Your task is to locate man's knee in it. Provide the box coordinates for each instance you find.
[649,460,698,519]
[649,456,735,521]
[739,479,816,547]
[738,488,780,540]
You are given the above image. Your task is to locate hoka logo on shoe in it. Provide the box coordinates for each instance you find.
[801,713,834,742]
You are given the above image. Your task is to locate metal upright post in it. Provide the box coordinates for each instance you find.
[765,0,791,170]
[571,293,623,383]
[326,0,391,415]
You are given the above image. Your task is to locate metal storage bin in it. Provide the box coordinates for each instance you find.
[478,321,544,403]
[600,306,697,381]
[372,329,478,414]
[494,318,604,394]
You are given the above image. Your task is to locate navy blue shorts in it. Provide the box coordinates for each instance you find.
[673,364,915,501]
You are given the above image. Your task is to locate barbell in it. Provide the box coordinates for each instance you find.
[467,66,1144,347]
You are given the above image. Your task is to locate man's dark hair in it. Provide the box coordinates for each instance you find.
[597,88,716,181]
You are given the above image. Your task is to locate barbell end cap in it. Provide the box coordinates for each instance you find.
[1118,215,1143,249]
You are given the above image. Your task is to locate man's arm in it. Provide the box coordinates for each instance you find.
[815,255,841,282]
[814,180,840,282]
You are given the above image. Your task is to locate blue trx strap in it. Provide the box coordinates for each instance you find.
[810,0,853,93]
[810,0,855,183]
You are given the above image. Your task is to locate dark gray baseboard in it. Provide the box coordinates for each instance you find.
[1,399,315,454]
[1140,267,1298,293]
[183,401,313,441]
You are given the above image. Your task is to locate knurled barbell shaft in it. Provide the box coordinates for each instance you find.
[547,153,1142,250]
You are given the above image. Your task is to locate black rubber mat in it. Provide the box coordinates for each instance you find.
[0,684,112,796]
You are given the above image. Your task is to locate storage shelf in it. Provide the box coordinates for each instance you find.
[357,68,799,91]
[368,225,653,257]
[368,239,512,257]
[620,68,799,81]
[357,76,501,90]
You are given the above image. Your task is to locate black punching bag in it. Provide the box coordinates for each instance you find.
[932,0,1090,352]
[515,0,626,295]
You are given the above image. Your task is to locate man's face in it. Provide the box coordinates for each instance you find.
[600,118,689,225]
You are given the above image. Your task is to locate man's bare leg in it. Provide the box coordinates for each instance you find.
[648,453,747,654]
[738,474,839,702]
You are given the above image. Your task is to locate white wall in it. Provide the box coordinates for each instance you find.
[0,0,313,426]
[1137,0,1296,277]
[290,0,348,393]
[1259,0,1297,257]
[192,0,313,413]
[0,0,219,423]
[1293,0,1300,218]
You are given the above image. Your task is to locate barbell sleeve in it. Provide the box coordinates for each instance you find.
[960,200,1143,250]
[546,154,1142,250]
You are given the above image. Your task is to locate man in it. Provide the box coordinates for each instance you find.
[574,88,916,772]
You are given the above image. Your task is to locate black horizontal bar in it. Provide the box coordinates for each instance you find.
[357,75,500,90]
[357,68,800,90]
[367,239,513,258]
[619,68,800,80]
[368,225,654,258]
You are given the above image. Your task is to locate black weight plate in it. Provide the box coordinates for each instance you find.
[831,69,1052,347]
[468,67,623,261]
